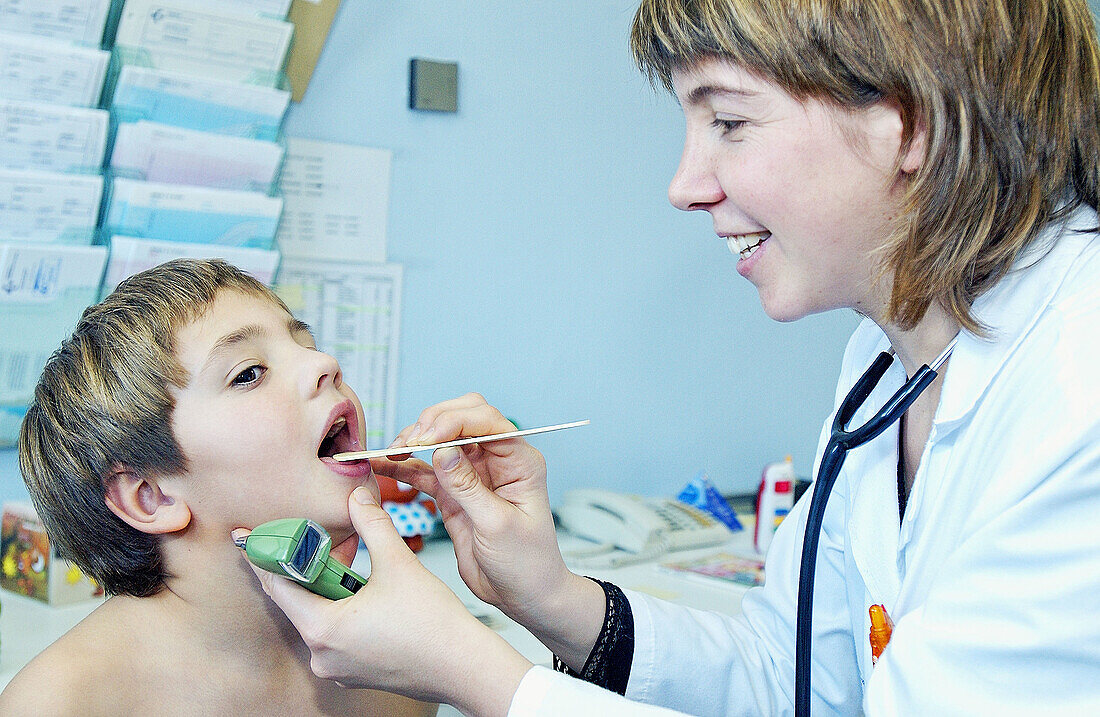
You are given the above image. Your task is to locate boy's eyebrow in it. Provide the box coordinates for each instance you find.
[200,318,316,375]
[201,324,267,375]
[289,318,314,340]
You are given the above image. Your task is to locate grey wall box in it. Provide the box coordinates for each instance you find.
[409,58,458,112]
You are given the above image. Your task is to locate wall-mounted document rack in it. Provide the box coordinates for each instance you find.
[0,0,296,446]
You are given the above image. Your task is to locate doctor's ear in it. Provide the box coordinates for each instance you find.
[865,99,927,176]
[897,110,927,175]
[104,466,192,535]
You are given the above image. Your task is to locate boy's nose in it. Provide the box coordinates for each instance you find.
[305,348,342,393]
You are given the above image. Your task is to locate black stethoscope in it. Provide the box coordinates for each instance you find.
[794,336,958,716]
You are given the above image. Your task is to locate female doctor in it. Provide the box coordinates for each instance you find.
[240,0,1100,713]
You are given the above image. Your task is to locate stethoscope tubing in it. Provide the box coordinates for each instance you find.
[793,337,956,716]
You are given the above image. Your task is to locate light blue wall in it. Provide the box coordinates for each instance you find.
[0,450,18,502]
[278,0,857,502]
[0,0,859,506]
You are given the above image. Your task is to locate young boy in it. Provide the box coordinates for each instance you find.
[2,259,435,716]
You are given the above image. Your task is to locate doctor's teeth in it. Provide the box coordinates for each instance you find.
[726,232,769,259]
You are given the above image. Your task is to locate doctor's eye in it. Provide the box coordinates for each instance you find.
[231,364,266,387]
[712,117,746,137]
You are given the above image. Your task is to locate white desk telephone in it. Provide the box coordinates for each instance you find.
[555,488,732,555]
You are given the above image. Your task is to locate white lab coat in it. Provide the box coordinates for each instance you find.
[509,206,1100,716]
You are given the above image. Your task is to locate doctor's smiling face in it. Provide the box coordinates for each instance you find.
[668,58,920,324]
[167,289,377,544]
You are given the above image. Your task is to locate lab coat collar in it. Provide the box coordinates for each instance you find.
[845,204,1098,607]
[841,351,909,607]
[934,204,1098,430]
[847,423,904,604]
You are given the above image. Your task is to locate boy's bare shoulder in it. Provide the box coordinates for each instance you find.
[0,601,131,715]
[0,595,439,716]
[0,641,100,715]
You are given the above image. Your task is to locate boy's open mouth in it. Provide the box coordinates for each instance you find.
[318,416,354,459]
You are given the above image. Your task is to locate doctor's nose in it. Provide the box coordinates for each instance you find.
[668,138,724,212]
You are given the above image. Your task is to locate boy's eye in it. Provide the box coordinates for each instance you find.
[231,365,266,386]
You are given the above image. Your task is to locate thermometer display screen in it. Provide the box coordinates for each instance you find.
[291,524,322,574]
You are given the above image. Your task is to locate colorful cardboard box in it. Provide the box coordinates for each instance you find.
[0,501,103,605]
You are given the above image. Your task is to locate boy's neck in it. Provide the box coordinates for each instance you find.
[148,536,315,666]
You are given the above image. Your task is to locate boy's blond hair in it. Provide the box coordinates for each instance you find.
[631,0,1100,332]
[19,259,290,597]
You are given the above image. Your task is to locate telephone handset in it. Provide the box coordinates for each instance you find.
[556,488,733,555]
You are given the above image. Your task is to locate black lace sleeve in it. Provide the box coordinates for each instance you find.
[551,577,634,695]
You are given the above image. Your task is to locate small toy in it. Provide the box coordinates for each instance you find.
[378,475,437,552]
[0,501,101,604]
[676,470,743,531]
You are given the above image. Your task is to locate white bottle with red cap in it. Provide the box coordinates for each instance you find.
[754,456,795,554]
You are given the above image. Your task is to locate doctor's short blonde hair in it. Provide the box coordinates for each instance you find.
[631,0,1100,332]
[19,259,290,597]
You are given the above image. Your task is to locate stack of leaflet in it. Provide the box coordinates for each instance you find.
[0,1,114,446]
[98,0,291,297]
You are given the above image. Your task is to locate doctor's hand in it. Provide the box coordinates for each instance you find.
[235,487,532,716]
[371,394,604,665]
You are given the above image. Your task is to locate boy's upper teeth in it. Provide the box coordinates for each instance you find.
[327,417,346,438]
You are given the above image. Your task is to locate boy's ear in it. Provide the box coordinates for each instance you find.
[104,466,191,535]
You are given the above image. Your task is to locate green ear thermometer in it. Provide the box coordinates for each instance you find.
[235,518,367,600]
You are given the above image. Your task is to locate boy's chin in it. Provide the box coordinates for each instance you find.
[342,476,381,505]
[317,480,379,563]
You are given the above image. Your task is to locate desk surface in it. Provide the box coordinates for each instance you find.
[0,523,760,708]
[422,527,758,673]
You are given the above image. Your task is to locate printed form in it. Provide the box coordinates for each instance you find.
[274,259,403,449]
[276,137,392,262]
[111,120,285,191]
[0,169,103,244]
[114,0,294,84]
[0,0,112,46]
[0,242,108,445]
[102,235,281,299]
[0,100,109,173]
[105,178,283,249]
[0,32,109,107]
[224,0,293,17]
[110,64,290,139]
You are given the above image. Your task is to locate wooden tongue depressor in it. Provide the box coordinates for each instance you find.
[331,419,590,462]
